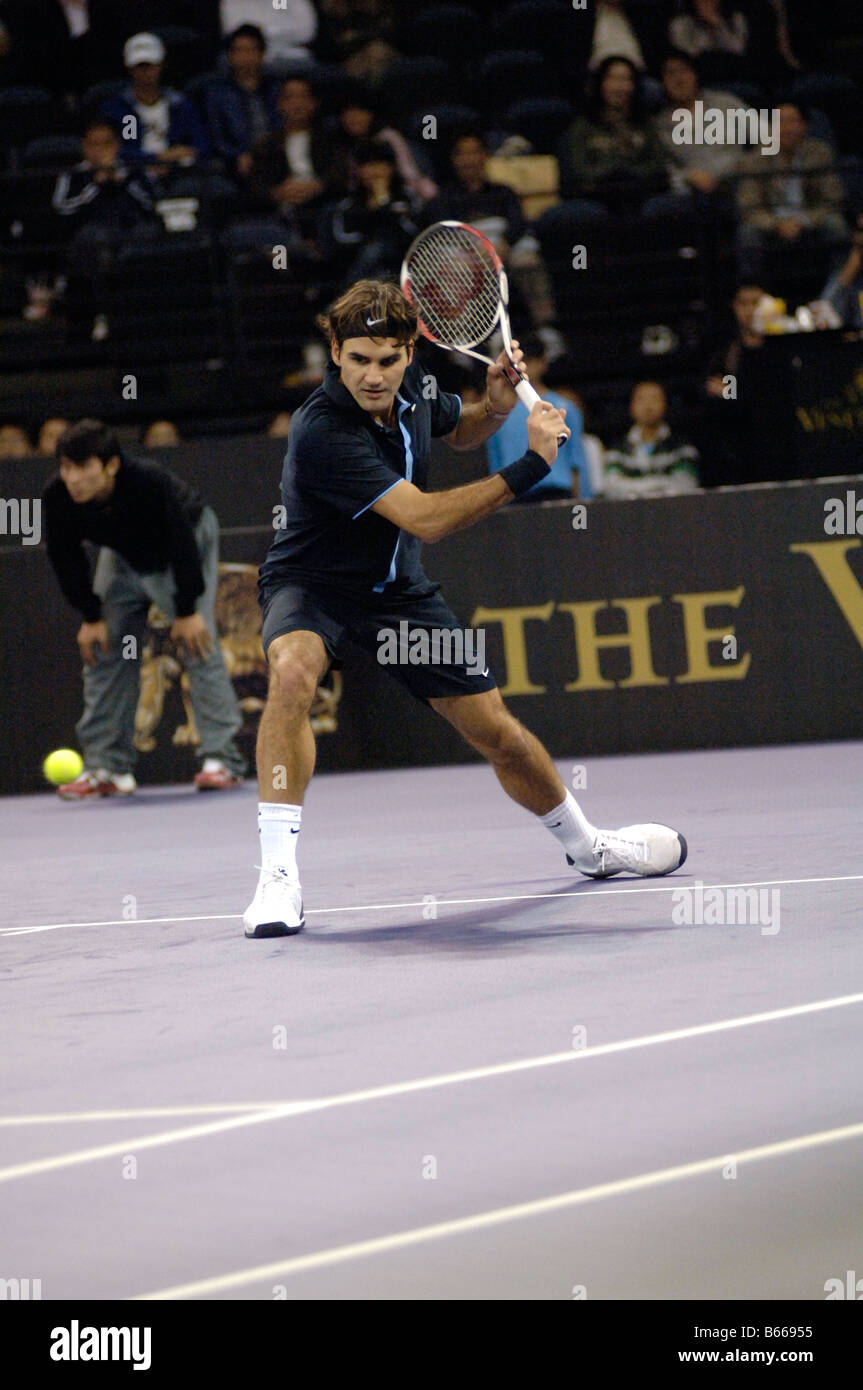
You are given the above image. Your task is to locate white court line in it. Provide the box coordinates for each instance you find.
[137,1118,863,1300]
[1,992,861,1177]
[0,1102,276,1127]
[1,873,861,938]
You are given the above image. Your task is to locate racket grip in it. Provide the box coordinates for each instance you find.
[514,378,568,447]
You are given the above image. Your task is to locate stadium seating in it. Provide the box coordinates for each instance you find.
[0,0,860,445]
[0,87,65,170]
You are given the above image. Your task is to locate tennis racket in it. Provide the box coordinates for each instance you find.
[400,219,567,444]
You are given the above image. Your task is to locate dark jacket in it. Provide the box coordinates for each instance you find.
[557,115,669,204]
[421,182,526,243]
[43,455,205,621]
[203,74,282,169]
[250,124,344,203]
[100,85,211,164]
[320,185,419,274]
[52,160,155,231]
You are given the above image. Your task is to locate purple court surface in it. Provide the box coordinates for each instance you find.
[1,741,862,1301]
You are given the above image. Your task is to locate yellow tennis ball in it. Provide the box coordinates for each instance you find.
[43,748,84,785]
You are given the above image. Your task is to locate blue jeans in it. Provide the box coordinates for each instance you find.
[76,507,245,776]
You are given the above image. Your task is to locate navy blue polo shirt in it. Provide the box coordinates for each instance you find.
[259,358,462,600]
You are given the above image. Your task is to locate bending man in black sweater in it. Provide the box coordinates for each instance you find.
[43,419,246,798]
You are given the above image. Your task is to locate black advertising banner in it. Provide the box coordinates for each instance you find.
[2,453,862,795]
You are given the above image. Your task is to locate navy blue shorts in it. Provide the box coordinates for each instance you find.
[259,582,498,702]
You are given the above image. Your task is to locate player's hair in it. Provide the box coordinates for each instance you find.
[225,23,267,52]
[317,280,417,348]
[56,419,121,464]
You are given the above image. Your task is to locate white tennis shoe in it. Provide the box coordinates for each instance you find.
[243,866,305,938]
[567,823,687,879]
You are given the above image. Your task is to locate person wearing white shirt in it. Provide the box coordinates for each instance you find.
[602,382,700,498]
[219,0,317,65]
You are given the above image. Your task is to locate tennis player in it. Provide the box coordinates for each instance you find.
[244,280,686,937]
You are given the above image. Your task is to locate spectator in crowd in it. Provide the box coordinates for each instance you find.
[602,381,700,497]
[705,282,765,394]
[423,131,556,327]
[654,50,743,205]
[487,335,592,503]
[820,211,863,330]
[268,411,292,438]
[669,0,793,85]
[314,0,402,84]
[219,0,317,68]
[52,118,160,336]
[0,0,123,94]
[423,132,526,245]
[320,140,419,287]
[544,366,607,498]
[38,418,71,455]
[335,90,437,204]
[100,33,211,183]
[698,281,795,486]
[205,24,282,182]
[735,101,848,280]
[669,1,749,68]
[0,423,33,458]
[557,56,671,217]
[143,420,181,447]
[250,76,344,243]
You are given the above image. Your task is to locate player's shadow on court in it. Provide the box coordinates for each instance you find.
[313,888,683,954]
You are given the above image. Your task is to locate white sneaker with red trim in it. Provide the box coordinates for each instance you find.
[57,768,137,800]
[194,758,243,791]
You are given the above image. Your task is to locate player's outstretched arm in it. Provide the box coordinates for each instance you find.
[372,401,568,543]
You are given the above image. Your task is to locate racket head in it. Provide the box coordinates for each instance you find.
[401,220,506,351]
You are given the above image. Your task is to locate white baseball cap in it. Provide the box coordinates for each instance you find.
[124,33,166,67]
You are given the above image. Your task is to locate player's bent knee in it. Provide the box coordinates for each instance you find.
[267,637,326,715]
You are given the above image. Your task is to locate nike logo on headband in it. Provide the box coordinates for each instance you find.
[366,316,387,328]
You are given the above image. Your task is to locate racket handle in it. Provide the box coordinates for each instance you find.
[514,378,568,447]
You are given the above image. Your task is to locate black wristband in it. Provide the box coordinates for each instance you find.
[499,450,550,497]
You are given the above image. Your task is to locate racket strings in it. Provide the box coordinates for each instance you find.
[406,227,501,348]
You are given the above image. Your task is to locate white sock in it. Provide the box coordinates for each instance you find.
[539,791,596,865]
[258,802,302,878]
